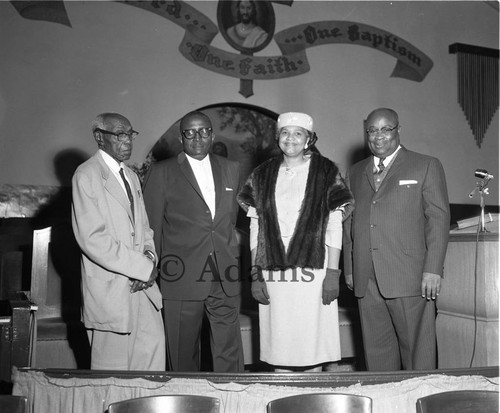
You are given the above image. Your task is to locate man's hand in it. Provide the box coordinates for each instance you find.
[251,268,270,305]
[322,268,341,305]
[344,273,354,291]
[130,266,158,293]
[421,272,441,300]
[145,266,159,288]
[130,279,146,293]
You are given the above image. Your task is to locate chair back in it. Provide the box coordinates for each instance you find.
[0,228,33,299]
[30,224,81,320]
[29,224,89,369]
[0,395,28,413]
[107,395,220,413]
[416,390,499,413]
[267,393,372,413]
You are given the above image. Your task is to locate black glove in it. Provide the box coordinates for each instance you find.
[322,268,341,305]
[250,267,270,305]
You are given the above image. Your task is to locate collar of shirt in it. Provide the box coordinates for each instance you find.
[99,149,128,193]
[185,153,210,169]
[185,153,216,218]
[373,145,402,169]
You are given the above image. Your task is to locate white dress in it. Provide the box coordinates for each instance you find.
[248,159,343,367]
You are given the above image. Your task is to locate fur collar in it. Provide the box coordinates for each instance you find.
[238,153,353,270]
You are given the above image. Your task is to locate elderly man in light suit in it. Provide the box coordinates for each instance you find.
[343,107,450,371]
[143,111,243,373]
[71,112,165,370]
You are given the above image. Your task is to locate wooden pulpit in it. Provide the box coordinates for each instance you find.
[436,221,499,368]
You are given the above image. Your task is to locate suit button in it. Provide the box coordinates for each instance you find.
[372,201,376,204]
[131,232,135,237]
[370,224,374,228]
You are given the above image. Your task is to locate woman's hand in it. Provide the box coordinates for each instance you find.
[344,273,354,291]
[251,268,270,305]
[322,268,341,305]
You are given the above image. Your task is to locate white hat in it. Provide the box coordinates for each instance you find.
[277,112,313,132]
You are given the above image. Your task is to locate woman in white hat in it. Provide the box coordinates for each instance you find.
[238,112,354,371]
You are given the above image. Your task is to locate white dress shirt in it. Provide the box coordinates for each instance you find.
[186,154,216,219]
[373,145,402,172]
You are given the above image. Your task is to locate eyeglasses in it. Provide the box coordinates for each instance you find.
[366,124,399,137]
[182,127,212,140]
[94,128,138,141]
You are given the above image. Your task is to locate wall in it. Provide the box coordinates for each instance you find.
[0,1,498,205]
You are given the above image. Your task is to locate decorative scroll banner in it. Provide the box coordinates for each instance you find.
[124,1,433,96]
[275,21,433,82]
[122,1,310,81]
[10,0,434,97]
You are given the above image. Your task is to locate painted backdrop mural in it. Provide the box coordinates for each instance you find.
[11,0,434,97]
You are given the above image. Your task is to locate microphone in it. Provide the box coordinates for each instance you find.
[475,169,494,180]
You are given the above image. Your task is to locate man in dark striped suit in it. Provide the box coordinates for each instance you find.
[343,107,450,371]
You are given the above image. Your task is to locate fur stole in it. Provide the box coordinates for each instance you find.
[238,153,354,270]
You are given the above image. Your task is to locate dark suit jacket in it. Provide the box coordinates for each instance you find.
[143,152,241,300]
[343,146,450,298]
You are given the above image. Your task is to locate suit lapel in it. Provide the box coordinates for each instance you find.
[377,146,407,191]
[363,157,376,192]
[96,152,134,223]
[210,154,223,219]
[177,152,205,201]
[121,166,136,223]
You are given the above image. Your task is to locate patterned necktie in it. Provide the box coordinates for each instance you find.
[119,168,134,219]
[377,157,386,174]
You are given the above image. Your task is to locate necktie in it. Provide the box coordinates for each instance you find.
[377,157,386,174]
[119,168,134,219]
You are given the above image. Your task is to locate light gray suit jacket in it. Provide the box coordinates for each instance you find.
[343,146,450,298]
[71,151,162,333]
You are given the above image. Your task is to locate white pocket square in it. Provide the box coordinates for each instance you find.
[399,180,418,185]
[225,187,233,191]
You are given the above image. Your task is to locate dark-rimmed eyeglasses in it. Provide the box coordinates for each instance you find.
[182,127,212,140]
[94,128,138,141]
[366,124,398,137]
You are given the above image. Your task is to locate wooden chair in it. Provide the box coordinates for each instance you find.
[30,224,90,368]
[107,395,220,413]
[0,395,28,413]
[415,390,499,413]
[267,393,372,413]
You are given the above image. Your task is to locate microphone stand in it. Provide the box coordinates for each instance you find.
[468,177,492,232]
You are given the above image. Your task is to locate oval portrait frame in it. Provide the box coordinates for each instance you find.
[217,0,275,53]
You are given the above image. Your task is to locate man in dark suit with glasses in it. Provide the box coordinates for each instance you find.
[143,111,244,372]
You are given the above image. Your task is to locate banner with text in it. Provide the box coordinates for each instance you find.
[125,1,432,84]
